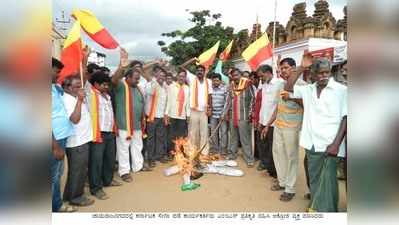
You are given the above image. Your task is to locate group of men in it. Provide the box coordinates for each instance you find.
[51,46,347,213]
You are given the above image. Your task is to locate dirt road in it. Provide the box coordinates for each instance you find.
[62,150,346,212]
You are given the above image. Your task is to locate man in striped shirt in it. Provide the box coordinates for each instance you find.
[209,73,228,155]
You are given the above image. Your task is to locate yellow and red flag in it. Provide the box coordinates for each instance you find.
[242,33,272,71]
[58,21,83,83]
[72,9,119,49]
[219,40,233,62]
[197,41,220,71]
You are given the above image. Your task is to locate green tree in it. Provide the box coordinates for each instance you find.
[158,10,235,70]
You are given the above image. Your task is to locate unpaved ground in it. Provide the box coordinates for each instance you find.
[61,150,347,212]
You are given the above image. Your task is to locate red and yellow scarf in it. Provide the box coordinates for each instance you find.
[177,83,185,116]
[147,83,159,122]
[123,80,134,140]
[232,77,250,127]
[89,87,115,143]
[191,78,209,111]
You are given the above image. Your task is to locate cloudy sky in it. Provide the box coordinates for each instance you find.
[53,0,347,68]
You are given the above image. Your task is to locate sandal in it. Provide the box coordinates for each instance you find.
[121,174,133,183]
[280,192,295,202]
[270,184,285,191]
[70,197,94,207]
[304,193,311,200]
[109,180,122,187]
[141,165,152,172]
[58,204,77,213]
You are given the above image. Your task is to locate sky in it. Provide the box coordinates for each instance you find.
[52,0,347,68]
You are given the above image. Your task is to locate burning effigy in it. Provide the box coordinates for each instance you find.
[164,138,244,191]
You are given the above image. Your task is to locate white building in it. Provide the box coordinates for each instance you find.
[51,24,66,59]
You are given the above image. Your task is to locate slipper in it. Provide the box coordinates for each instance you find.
[270,184,285,191]
[280,192,295,202]
[58,204,77,213]
[93,190,109,200]
[304,193,311,200]
[141,166,152,172]
[121,174,133,183]
[109,180,122,187]
[70,197,94,207]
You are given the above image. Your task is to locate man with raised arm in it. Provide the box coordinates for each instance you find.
[180,58,213,155]
[111,49,146,183]
[284,55,347,212]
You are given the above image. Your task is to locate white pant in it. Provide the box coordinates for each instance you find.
[116,129,143,176]
[189,110,209,155]
[272,127,300,193]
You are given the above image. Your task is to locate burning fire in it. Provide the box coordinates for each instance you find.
[171,138,223,175]
[172,138,196,175]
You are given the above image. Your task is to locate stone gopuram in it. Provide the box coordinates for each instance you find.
[231,0,347,58]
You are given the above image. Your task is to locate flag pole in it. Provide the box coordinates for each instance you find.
[79,60,84,87]
[272,0,278,77]
[79,41,84,87]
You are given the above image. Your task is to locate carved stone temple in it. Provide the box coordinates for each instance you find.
[231,0,347,58]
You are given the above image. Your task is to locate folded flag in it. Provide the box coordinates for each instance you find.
[197,41,220,71]
[58,21,83,83]
[72,9,119,49]
[242,33,272,71]
[219,40,233,62]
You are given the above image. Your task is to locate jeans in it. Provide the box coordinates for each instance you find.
[210,117,228,154]
[51,138,66,212]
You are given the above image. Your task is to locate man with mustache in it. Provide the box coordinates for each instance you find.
[285,56,347,212]
[181,58,213,155]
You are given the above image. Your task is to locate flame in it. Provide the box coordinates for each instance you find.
[173,138,195,175]
[171,137,224,175]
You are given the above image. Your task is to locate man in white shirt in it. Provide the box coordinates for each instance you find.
[164,69,190,154]
[181,59,213,155]
[62,75,95,207]
[285,56,347,212]
[144,66,168,168]
[256,65,285,176]
[86,71,122,201]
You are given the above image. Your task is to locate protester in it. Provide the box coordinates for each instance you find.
[86,71,122,201]
[250,71,261,161]
[242,70,251,78]
[100,66,111,76]
[62,75,94,207]
[86,63,101,81]
[144,66,169,169]
[51,58,77,213]
[181,58,213,155]
[164,68,191,153]
[111,49,146,182]
[254,65,283,178]
[272,58,306,201]
[166,72,174,86]
[209,72,228,155]
[226,68,255,167]
[165,71,175,154]
[285,56,347,212]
